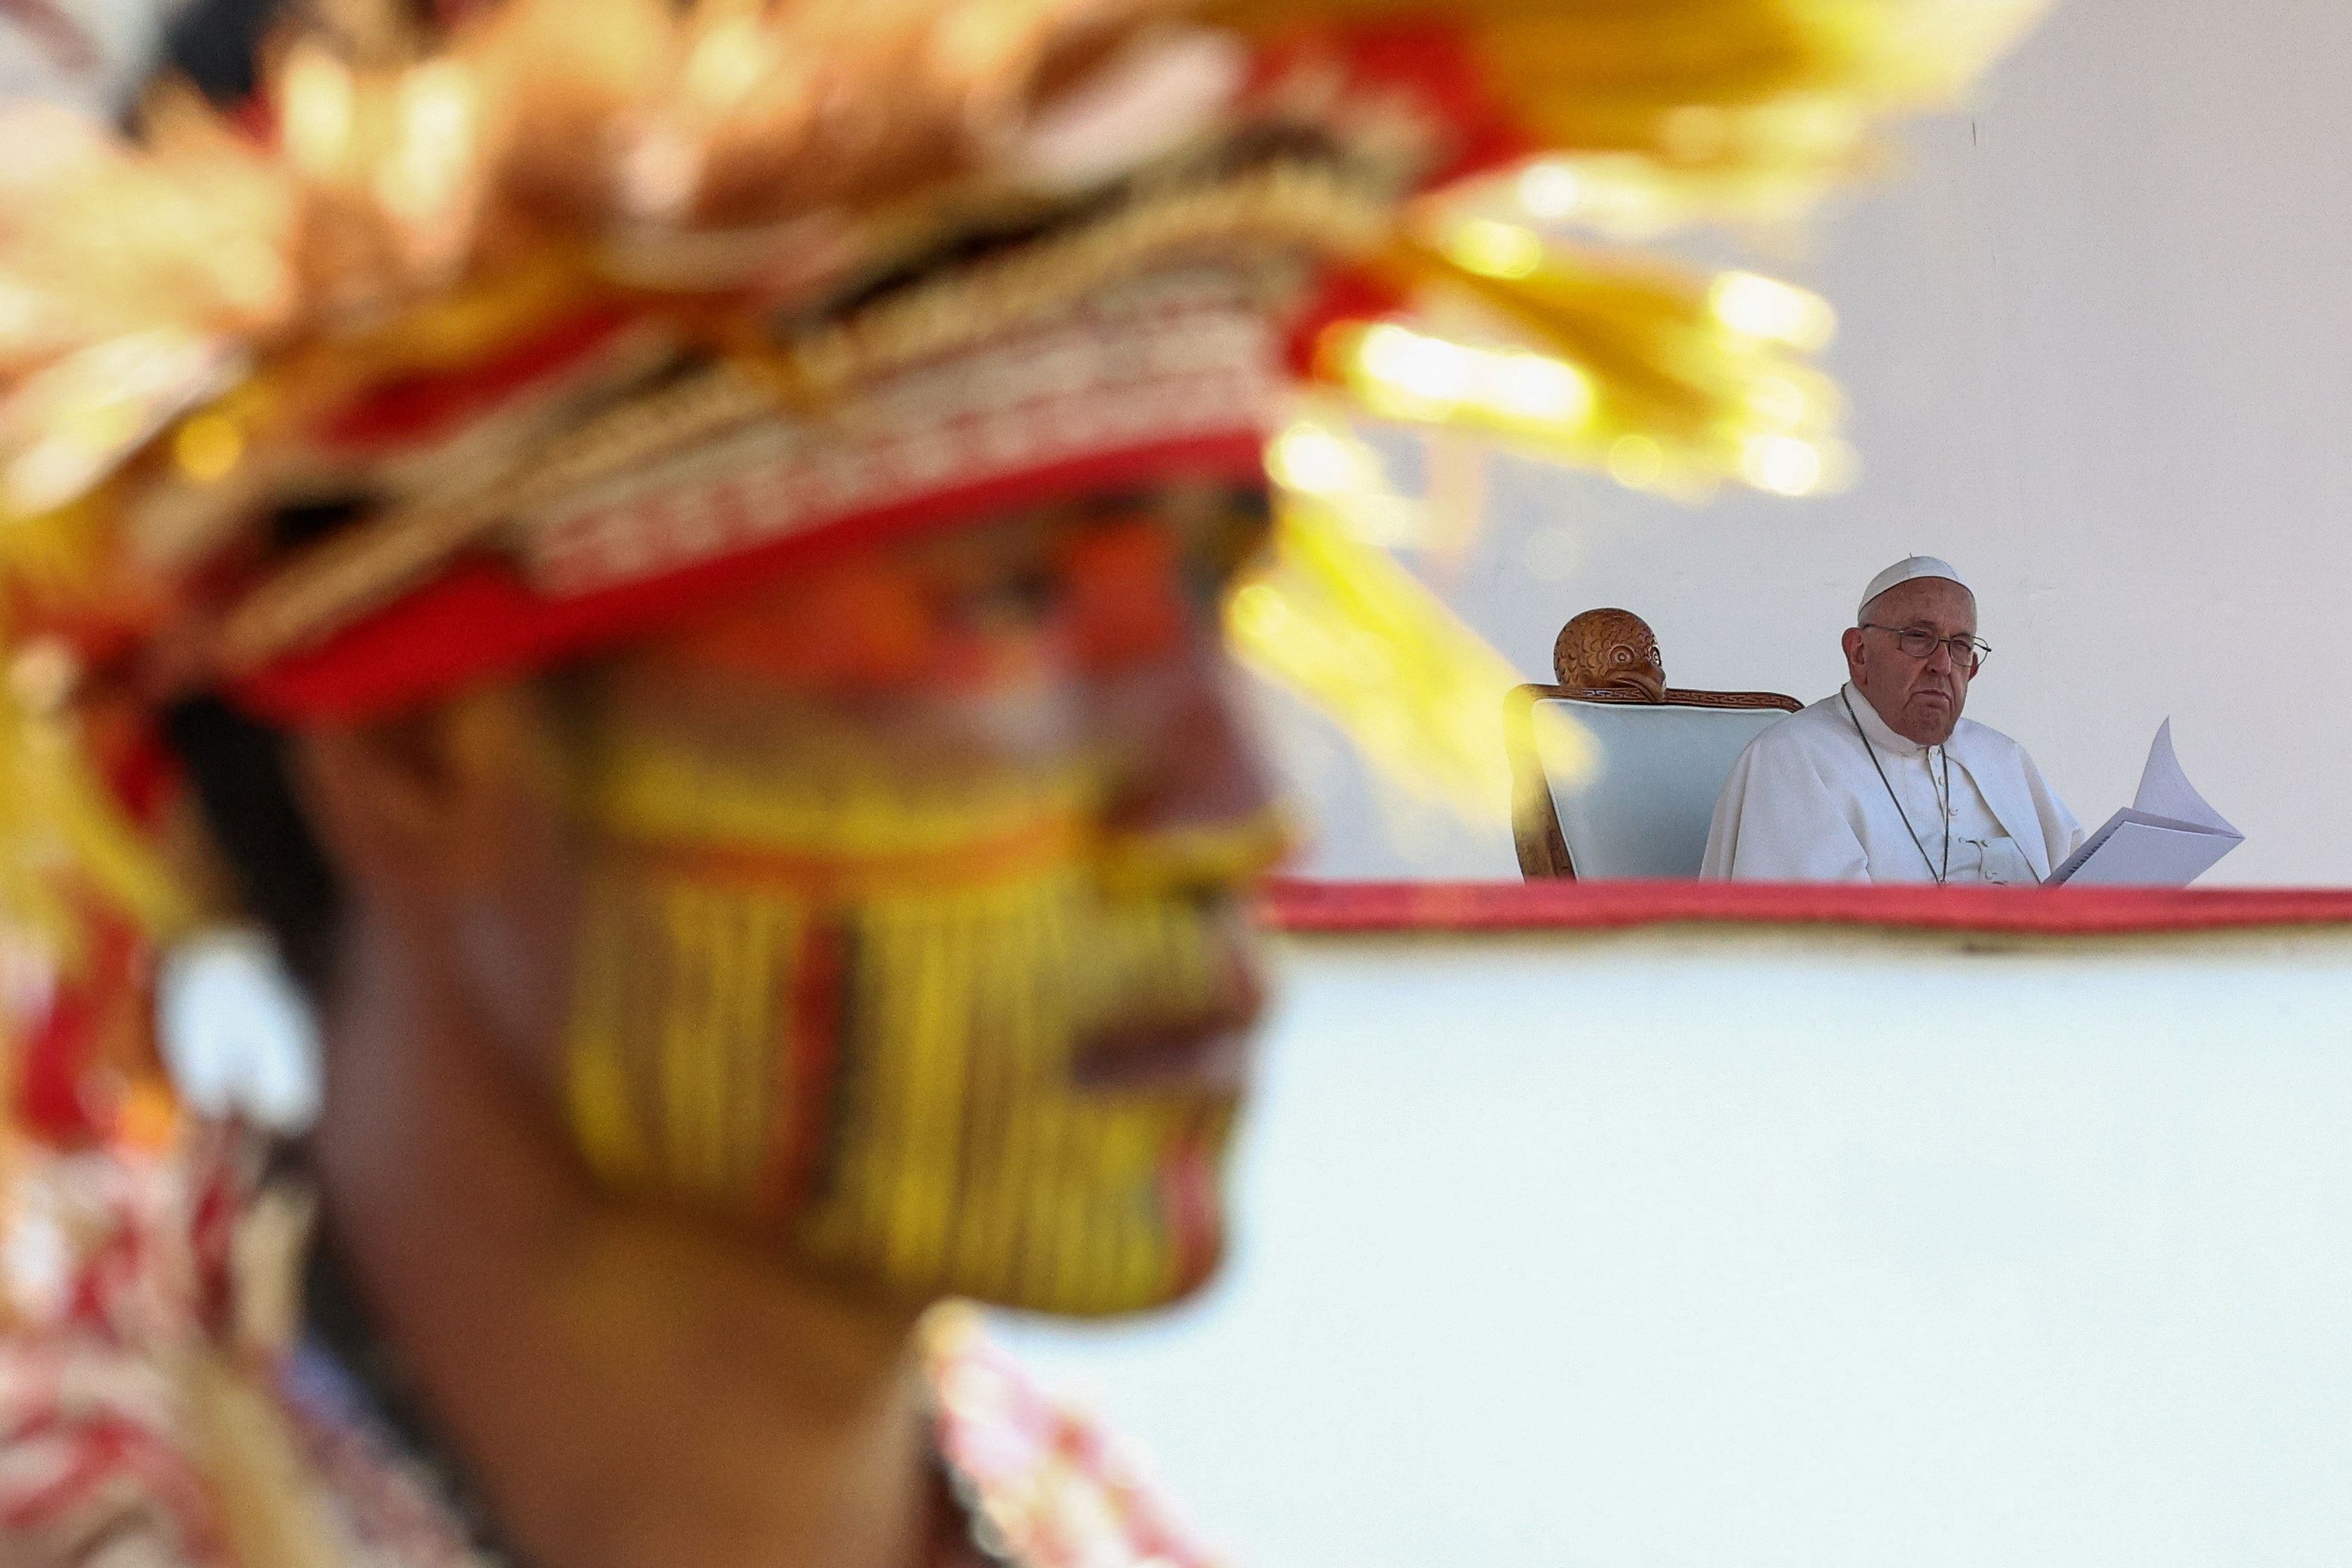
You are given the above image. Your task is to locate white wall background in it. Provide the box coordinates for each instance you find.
[1277,0,2352,886]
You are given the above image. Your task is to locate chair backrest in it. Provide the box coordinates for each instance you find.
[1507,609,1802,880]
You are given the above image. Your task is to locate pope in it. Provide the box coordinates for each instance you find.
[1703,556,2086,884]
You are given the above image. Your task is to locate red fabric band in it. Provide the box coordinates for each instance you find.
[230,432,1269,723]
[1260,878,2352,938]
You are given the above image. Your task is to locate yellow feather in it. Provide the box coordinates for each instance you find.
[1211,0,2047,185]
[1321,229,1849,496]
[1230,494,1557,819]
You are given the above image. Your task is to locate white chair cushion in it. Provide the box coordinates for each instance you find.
[1536,699,1792,879]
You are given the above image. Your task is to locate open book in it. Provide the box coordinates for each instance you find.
[2048,721,2243,887]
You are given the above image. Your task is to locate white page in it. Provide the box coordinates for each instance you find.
[2047,720,2242,887]
[2057,819,2240,887]
[2133,718,2240,834]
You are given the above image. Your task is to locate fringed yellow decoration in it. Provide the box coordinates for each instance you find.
[1493,149,1853,238]
[1214,0,2047,198]
[1230,493,1588,821]
[0,662,186,960]
[0,498,188,970]
[1328,227,1854,499]
[1246,225,1849,841]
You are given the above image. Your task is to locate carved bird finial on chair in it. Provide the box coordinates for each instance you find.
[1554,608,1665,701]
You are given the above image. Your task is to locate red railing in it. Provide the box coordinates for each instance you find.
[1261,878,2352,937]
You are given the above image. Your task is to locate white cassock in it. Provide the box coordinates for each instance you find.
[1701,682,2086,884]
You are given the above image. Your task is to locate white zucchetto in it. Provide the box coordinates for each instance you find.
[1857,556,1972,622]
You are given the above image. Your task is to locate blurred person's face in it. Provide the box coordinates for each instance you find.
[1841,577,1979,747]
[302,491,1285,1316]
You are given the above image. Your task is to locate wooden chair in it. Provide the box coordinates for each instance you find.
[1506,609,1802,880]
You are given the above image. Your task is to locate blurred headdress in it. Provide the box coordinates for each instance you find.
[0,0,2044,1129]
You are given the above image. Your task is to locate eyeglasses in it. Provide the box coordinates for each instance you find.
[1859,623,1990,673]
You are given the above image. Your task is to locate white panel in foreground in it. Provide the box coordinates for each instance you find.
[994,929,2352,1568]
